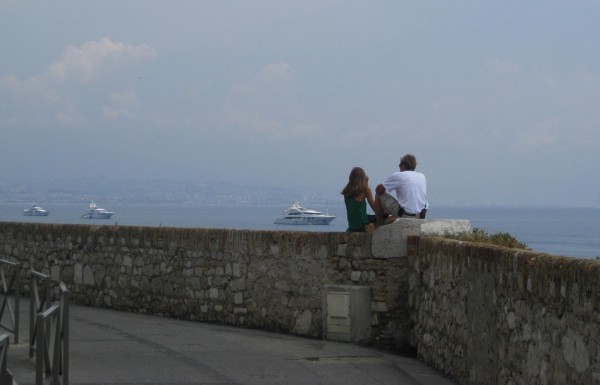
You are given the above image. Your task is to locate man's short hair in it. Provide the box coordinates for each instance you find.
[400,154,417,170]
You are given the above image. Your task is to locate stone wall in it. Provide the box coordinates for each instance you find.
[0,222,411,350]
[5,220,597,384]
[409,236,600,385]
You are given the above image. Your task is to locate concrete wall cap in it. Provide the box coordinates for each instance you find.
[420,219,472,236]
[371,218,472,258]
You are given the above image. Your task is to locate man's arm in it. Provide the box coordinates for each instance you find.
[365,187,376,212]
[374,183,386,226]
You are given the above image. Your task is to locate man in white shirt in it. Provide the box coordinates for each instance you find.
[374,154,428,225]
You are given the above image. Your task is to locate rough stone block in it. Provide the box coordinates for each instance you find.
[74,263,83,285]
[371,219,424,258]
[420,219,471,236]
[293,309,313,335]
[232,263,241,277]
[83,265,95,285]
[234,292,243,304]
[371,218,472,258]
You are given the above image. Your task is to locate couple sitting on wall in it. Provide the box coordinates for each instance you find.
[341,154,428,233]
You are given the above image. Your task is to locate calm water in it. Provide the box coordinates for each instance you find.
[1,202,599,260]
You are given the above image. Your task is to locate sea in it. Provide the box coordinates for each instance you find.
[1,202,599,260]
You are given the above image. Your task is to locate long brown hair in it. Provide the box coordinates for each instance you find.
[341,167,369,198]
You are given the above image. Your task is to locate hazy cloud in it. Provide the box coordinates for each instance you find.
[0,38,155,128]
[516,118,560,149]
[1,2,600,206]
[101,88,141,120]
[259,62,296,82]
[46,37,156,83]
[225,62,320,138]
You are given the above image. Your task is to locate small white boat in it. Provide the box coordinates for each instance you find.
[23,202,49,216]
[81,201,114,219]
[274,201,336,225]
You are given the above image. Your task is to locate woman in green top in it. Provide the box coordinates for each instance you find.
[341,167,376,232]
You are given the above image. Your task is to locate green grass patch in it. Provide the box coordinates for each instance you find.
[442,228,529,250]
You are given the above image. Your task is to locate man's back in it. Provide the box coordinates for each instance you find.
[382,170,427,215]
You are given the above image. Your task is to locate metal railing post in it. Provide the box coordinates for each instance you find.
[36,303,63,385]
[0,259,21,344]
[30,270,51,358]
[0,334,14,385]
[59,282,70,385]
[27,269,70,384]
[35,309,44,385]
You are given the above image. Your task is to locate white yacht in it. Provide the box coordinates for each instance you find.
[81,201,114,219]
[274,201,336,225]
[23,202,49,216]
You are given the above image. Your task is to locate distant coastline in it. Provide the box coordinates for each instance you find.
[1,176,597,208]
[1,202,599,260]
[0,177,338,206]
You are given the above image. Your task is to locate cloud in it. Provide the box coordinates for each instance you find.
[0,74,21,91]
[56,110,86,126]
[0,73,84,127]
[337,122,395,149]
[0,38,156,128]
[46,37,156,83]
[515,118,560,149]
[224,109,320,137]
[259,62,296,82]
[101,88,141,120]
[224,61,320,138]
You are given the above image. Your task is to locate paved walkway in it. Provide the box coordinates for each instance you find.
[6,302,457,385]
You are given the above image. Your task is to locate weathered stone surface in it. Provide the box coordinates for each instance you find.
[371,218,471,258]
[411,237,600,385]
[371,219,423,258]
[2,221,598,385]
[292,309,312,335]
[420,219,471,236]
[0,223,409,348]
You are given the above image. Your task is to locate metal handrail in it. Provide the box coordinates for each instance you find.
[29,270,51,359]
[58,283,69,385]
[36,303,61,385]
[0,259,21,343]
[35,282,69,385]
[0,334,14,385]
[28,270,70,384]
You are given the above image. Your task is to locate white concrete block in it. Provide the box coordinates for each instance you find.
[420,219,471,236]
[371,218,472,258]
[371,219,424,258]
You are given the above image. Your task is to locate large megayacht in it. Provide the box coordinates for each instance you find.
[274,201,336,225]
[81,201,115,219]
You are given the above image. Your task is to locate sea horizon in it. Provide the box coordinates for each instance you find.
[1,202,599,260]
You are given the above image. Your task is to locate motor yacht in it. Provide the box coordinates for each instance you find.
[274,201,336,225]
[23,202,49,216]
[81,201,114,219]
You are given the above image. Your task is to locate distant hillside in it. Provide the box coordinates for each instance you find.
[0,177,341,205]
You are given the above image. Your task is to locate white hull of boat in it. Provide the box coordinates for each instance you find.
[23,203,49,216]
[274,201,336,226]
[23,210,49,216]
[274,216,336,225]
[81,201,114,219]
[81,212,114,219]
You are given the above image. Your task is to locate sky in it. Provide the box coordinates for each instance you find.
[1,1,599,207]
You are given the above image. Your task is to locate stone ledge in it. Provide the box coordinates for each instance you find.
[371,218,471,258]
